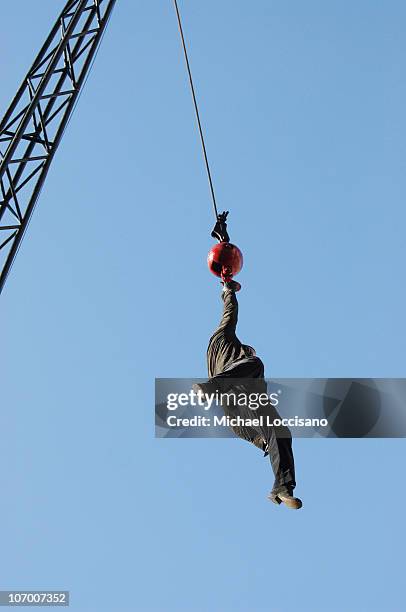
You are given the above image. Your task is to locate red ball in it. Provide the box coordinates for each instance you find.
[207,242,243,278]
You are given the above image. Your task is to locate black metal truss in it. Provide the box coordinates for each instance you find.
[0,0,116,294]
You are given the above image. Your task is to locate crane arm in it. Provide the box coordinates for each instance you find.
[0,0,117,294]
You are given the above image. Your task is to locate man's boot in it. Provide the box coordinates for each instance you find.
[268,490,303,510]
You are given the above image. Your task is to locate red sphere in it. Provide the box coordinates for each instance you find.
[207,242,243,278]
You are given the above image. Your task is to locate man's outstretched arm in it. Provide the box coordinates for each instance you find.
[217,288,239,337]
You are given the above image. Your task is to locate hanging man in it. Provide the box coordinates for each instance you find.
[195,277,302,510]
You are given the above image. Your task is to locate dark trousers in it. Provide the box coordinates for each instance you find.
[208,289,296,495]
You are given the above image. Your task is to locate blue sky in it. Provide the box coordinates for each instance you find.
[1,1,406,611]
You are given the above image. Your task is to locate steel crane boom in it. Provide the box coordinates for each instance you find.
[0,0,117,294]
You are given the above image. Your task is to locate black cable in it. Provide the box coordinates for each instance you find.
[173,0,218,220]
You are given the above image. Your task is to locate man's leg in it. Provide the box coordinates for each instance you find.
[267,428,296,495]
[254,402,302,508]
